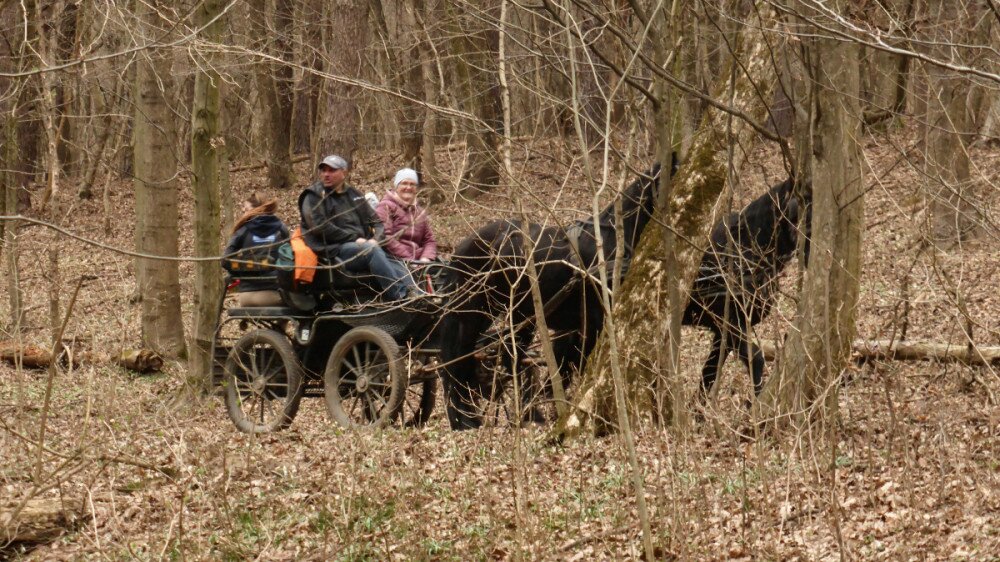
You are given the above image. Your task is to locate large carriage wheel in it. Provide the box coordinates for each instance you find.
[224,329,305,433]
[324,326,407,429]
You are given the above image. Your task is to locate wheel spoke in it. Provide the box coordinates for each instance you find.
[341,359,363,383]
[265,381,289,400]
[249,348,263,381]
[370,390,388,411]
[260,348,279,381]
[366,343,379,369]
[351,345,363,374]
[364,393,381,421]
[347,395,363,422]
[367,361,388,380]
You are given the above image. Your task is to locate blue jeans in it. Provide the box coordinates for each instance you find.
[336,242,415,300]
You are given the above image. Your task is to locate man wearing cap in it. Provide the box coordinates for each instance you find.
[298,155,416,300]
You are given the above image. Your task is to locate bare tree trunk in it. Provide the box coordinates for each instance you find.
[314,0,369,165]
[79,80,124,199]
[251,0,296,188]
[448,2,501,194]
[556,4,781,440]
[758,0,864,430]
[923,0,983,247]
[35,0,61,211]
[411,0,444,205]
[190,0,226,387]
[291,0,322,156]
[374,0,426,166]
[133,0,186,358]
[55,1,80,178]
[4,170,24,334]
[3,112,24,334]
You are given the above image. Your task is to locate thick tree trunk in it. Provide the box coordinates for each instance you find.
[133,0,186,358]
[923,0,983,247]
[314,0,369,165]
[251,0,296,189]
[758,1,863,429]
[557,4,781,440]
[449,2,501,194]
[291,0,322,156]
[35,0,61,211]
[374,0,426,166]
[411,0,444,205]
[190,0,226,388]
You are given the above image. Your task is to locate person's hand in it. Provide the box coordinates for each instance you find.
[355,237,367,245]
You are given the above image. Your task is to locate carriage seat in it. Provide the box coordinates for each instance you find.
[227,306,312,319]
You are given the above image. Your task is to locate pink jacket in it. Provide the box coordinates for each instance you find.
[375,192,438,261]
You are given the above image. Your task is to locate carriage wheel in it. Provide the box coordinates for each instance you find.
[224,329,304,434]
[324,326,406,429]
[398,379,436,427]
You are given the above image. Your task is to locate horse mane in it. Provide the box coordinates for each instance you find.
[737,177,795,228]
[593,163,661,226]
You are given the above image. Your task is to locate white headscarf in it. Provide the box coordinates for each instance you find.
[392,168,419,189]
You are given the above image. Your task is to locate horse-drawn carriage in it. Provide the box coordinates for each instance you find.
[210,260,447,433]
[211,260,548,433]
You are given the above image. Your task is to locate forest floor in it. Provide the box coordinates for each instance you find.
[2,129,999,560]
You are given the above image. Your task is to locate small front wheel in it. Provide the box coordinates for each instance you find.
[224,329,304,433]
[324,326,406,428]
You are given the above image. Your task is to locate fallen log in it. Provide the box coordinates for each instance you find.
[1,498,86,545]
[0,344,53,369]
[0,341,76,369]
[760,340,1000,366]
[0,343,163,374]
[116,349,164,374]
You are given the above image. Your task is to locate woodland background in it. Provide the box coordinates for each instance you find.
[2,0,1000,559]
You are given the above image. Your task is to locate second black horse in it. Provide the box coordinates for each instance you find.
[683,176,810,397]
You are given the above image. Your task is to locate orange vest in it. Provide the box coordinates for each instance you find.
[289,227,318,285]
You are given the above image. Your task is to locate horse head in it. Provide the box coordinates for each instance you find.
[617,152,681,251]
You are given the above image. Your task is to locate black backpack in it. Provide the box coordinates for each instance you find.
[223,225,287,277]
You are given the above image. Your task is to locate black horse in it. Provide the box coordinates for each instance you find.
[439,161,674,430]
[683,177,810,396]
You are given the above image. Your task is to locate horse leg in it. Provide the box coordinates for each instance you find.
[731,330,766,396]
[440,311,490,430]
[548,289,602,387]
[503,324,545,425]
[700,328,730,395]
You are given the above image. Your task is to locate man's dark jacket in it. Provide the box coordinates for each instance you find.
[298,181,385,257]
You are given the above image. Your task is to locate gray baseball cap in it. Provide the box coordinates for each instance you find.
[318,154,348,170]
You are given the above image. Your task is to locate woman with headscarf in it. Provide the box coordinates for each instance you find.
[375,168,438,263]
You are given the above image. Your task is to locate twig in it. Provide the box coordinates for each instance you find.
[33,276,85,484]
